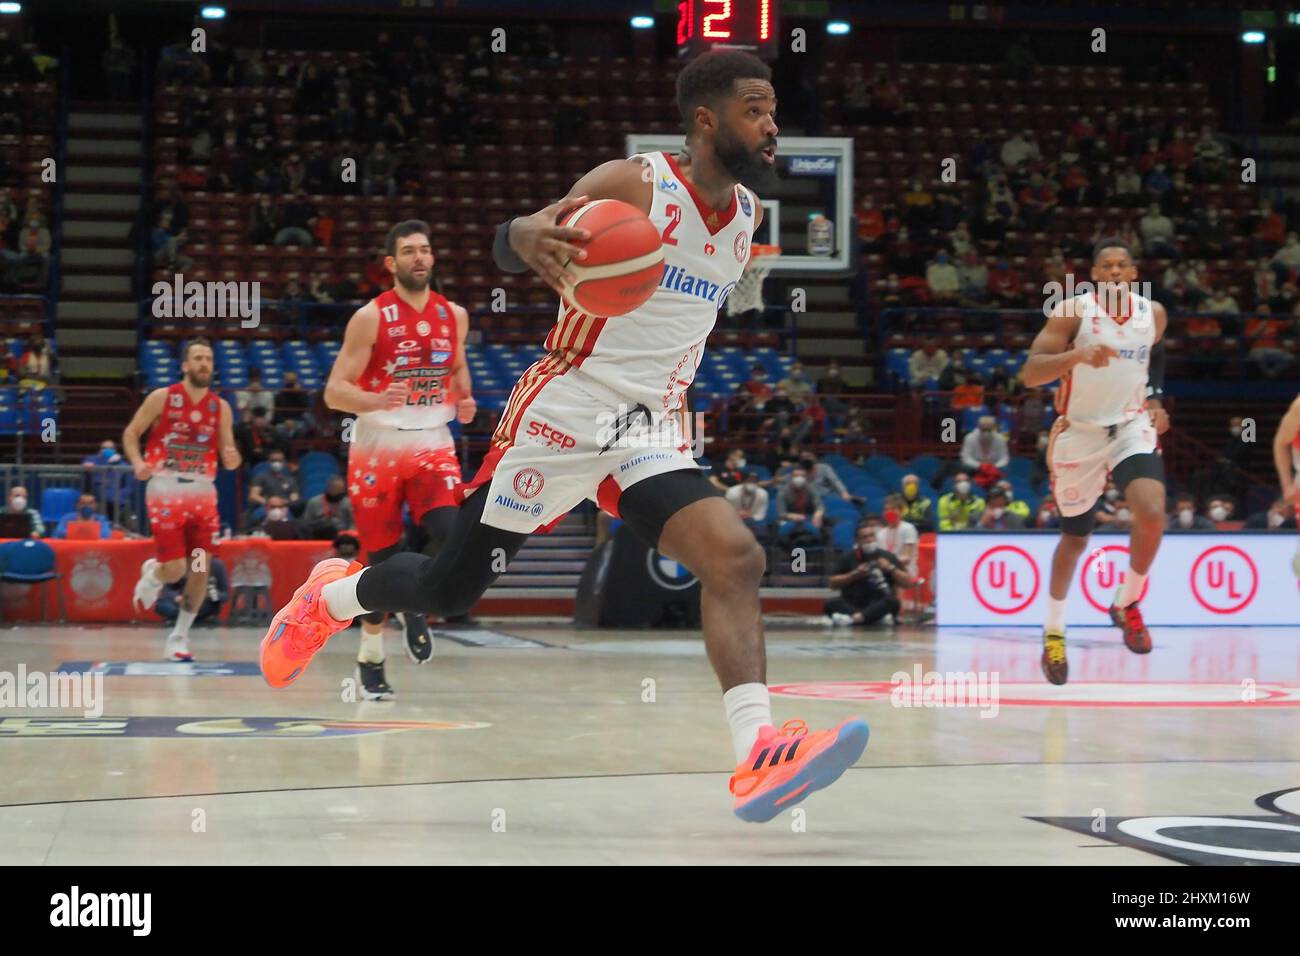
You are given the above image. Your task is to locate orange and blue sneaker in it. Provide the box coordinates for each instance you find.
[1109,602,1153,654]
[729,717,870,823]
[260,558,362,688]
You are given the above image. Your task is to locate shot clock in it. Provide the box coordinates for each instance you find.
[675,0,780,61]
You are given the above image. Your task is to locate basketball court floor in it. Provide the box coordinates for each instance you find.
[2,619,1298,865]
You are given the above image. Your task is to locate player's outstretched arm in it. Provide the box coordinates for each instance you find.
[122,388,168,480]
[1021,299,1114,387]
[1273,396,1300,501]
[494,158,651,294]
[324,302,407,415]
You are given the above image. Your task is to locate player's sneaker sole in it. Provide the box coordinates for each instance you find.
[1041,631,1067,685]
[734,719,870,824]
[400,612,433,664]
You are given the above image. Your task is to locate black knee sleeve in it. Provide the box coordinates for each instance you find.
[1059,502,1099,537]
[1113,451,1165,493]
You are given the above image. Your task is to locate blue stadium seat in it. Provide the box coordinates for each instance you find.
[298,451,340,476]
[907,455,941,480]
[40,487,77,525]
[831,519,857,551]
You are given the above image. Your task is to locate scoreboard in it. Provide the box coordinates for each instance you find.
[676,0,780,61]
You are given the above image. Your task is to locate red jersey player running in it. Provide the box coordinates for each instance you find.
[257,51,869,823]
[1023,238,1171,684]
[123,338,241,661]
[323,220,475,699]
[1271,393,1300,577]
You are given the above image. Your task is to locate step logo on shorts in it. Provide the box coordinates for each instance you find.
[525,419,577,451]
[512,468,545,499]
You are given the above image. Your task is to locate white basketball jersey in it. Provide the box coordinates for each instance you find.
[1057,290,1156,427]
[544,151,759,413]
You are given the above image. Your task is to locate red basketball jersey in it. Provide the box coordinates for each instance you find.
[355,288,459,429]
[144,382,221,481]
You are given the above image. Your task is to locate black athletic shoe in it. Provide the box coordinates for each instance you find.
[443,613,476,626]
[399,611,433,664]
[357,660,395,700]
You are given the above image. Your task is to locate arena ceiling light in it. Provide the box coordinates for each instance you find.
[0,3,23,14]
[200,5,227,19]
[1241,31,1266,43]
[827,21,851,35]
[630,15,654,29]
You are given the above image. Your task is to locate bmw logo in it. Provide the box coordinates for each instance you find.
[646,549,697,590]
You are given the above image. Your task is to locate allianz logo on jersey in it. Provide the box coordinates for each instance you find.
[659,263,738,308]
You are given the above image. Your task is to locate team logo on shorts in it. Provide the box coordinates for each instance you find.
[417,321,431,336]
[739,191,752,216]
[704,242,716,256]
[1064,487,1080,502]
[513,468,544,499]
[734,232,749,261]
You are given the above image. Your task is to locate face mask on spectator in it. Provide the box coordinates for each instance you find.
[10,496,26,510]
[989,507,1005,520]
[1116,507,1132,522]
[1209,505,1228,521]
[268,507,288,522]
[1229,426,1242,438]
[791,476,807,489]
[744,480,757,490]
[903,481,918,498]
[1104,489,1119,502]
[1268,510,1285,528]
[1037,435,1049,450]
[325,490,345,503]
[78,505,95,519]
[270,460,285,472]
[1039,508,1054,523]
[1178,508,1194,528]
[734,456,746,470]
[955,480,971,495]
[884,509,900,524]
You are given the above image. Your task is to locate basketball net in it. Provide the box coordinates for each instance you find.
[727,244,781,315]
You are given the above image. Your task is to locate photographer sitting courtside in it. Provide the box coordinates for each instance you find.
[823,517,916,627]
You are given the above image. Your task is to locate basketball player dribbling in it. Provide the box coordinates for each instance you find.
[1022,238,1171,685]
[123,338,242,661]
[258,50,869,822]
[323,221,476,700]
[1271,393,1300,576]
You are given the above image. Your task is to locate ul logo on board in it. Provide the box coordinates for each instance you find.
[970,545,1040,614]
[1190,545,1258,615]
[1080,544,1149,613]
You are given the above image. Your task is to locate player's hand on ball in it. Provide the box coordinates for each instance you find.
[133,461,154,481]
[456,397,477,424]
[1076,343,1119,368]
[380,381,409,410]
[511,195,592,295]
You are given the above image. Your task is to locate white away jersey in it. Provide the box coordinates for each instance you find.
[543,151,759,413]
[1056,290,1157,427]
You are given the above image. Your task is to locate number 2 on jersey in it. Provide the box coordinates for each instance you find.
[662,203,681,246]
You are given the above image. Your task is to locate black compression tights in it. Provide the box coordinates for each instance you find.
[359,506,462,625]
[355,486,529,617]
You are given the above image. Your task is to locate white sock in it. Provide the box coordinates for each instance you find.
[170,608,197,639]
[357,627,384,664]
[723,682,772,763]
[1116,569,1147,608]
[322,568,367,621]
[1045,596,1067,634]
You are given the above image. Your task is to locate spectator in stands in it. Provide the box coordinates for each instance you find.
[878,494,919,573]
[1201,288,1240,316]
[362,141,398,198]
[330,90,356,139]
[249,451,300,511]
[240,100,276,146]
[993,479,1031,522]
[52,493,112,539]
[961,416,1009,484]
[235,406,281,466]
[956,251,990,306]
[778,362,814,404]
[247,196,278,245]
[1194,206,1232,259]
[908,337,949,387]
[1138,202,1178,258]
[274,370,309,437]
[987,259,1024,307]
[1251,200,1286,257]
[17,332,55,387]
[950,371,984,410]
[208,130,245,192]
[1018,172,1057,231]
[1246,307,1293,379]
[897,474,933,533]
[275,190,318,247]
[725,472,770,541]
[776,467,824,534]
[999,130,1037,169]
[1271,232,1300,281]
[236,368,275,424]
[1002,33,1038,80]
[856,194,884,250]
[156,556,228,625]
[975,487,1026,530]
[152,178,189,236]
[1205,492,1237,527]
[246,493,294,535]
[299,474,354,539]
[150,210,190,270]
[836,405,871,449]
[824,518,911,628]
[1246,498,1298,530]
[1191,125,1228,183]
[925,251,960,304]
[796,451,851,504]
[1030,427,1051,487]
[986,175,1018,221]
[709,448,749,491]
[5,484,43,537]
[816,359,847,407]
[1034,496,1061,530]
[1169,493,1215,530]
[938,473,985,530]
[1104,495,1134,533]
[1113,162,1143,207]
[971,204,1007,253]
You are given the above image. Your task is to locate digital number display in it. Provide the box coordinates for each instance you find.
[676,0,779,60]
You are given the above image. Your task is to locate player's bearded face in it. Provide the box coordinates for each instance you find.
[715,119,778,191]
[183,354,212,387]
[392,248,433,292]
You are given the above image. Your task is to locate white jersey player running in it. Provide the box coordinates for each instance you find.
[257,50,870,825]
[1023,238,1171,685]
[1271,394,1300,576]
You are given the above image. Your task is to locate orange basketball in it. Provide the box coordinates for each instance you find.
[558,199,664,316]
